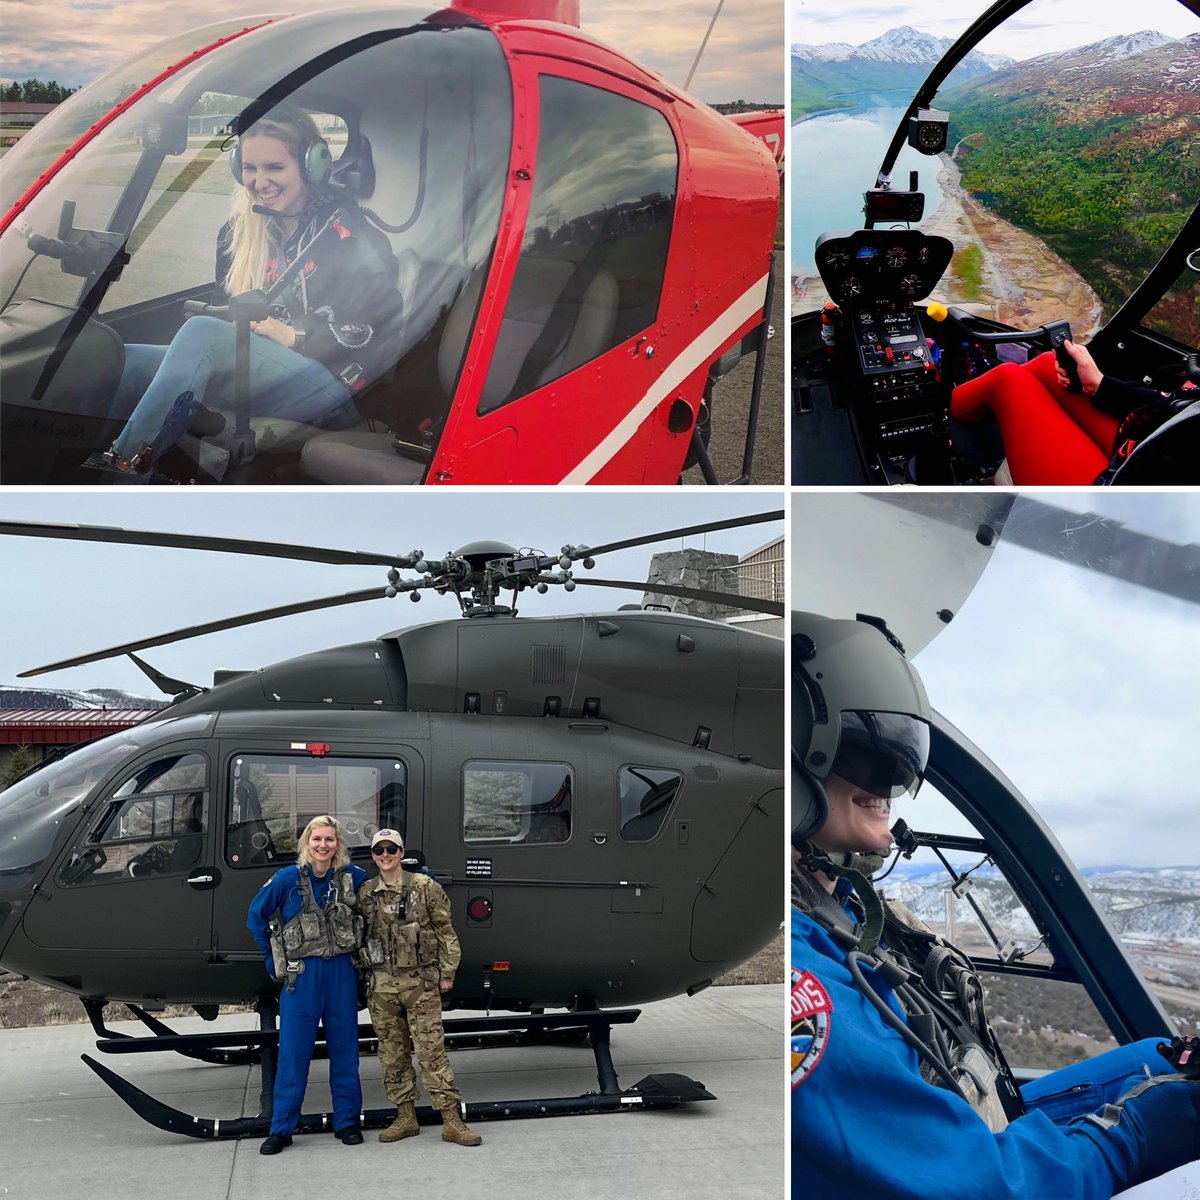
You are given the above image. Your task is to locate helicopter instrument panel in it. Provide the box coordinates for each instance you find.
[815,229,952,308]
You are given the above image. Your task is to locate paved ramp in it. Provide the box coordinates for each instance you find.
[0,985,784,1200]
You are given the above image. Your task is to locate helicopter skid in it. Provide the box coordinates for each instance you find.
[82,1053,713,1139]
[83,1007,715,1138]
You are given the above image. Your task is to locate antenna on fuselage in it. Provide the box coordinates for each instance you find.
[684,0,727,90]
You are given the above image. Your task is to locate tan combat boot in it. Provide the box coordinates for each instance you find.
[378,1101,419,1143]
[440,1107,482,1146]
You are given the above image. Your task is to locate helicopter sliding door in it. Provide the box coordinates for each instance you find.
[207,725,426,996]
[20,741,217,1001]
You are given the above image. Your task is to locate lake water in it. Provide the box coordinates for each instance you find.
[791,101,945,279]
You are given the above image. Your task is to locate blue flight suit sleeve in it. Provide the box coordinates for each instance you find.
[247,865,300,965]
[790,906,1192,1200]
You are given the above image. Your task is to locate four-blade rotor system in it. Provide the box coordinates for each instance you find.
[0,511,784,679]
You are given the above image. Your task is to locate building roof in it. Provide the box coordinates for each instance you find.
[0,102,58,115]
[0,709,156,745]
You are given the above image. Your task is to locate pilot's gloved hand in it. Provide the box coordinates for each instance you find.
[1071,1070,1200,1190]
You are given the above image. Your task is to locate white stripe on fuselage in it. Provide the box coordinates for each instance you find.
[558,274,769,484]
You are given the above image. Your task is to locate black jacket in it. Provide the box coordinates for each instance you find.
[215,194,403,390]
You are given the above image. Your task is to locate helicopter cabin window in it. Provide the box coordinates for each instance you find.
[227,754,405,868]
[58,751,209,886]
[476,76,678,414]
[463,761,573,845]
[618,767,683,843]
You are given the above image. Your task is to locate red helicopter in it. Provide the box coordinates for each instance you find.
[0,0,782,485]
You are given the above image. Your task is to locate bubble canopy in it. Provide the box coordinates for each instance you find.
[0,10,513,464]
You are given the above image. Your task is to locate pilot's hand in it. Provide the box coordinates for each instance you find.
[250,316,297,349]
[439,977,453,995]
[1058,340,1103,397]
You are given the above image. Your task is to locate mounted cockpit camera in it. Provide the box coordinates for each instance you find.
[907,108,949,155]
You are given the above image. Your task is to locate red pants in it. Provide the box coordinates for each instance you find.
[950,352,1118,484]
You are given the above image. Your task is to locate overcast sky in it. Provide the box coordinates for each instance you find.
[0,0,783,104]
[792,0,1198,59]
[794,492,1200,870]
[0,490,781,695]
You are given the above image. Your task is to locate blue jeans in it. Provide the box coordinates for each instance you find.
[111,315,358,460]
[1022,1038,1169,1124]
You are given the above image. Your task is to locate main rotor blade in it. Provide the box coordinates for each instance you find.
[1003,497,1200,605]
[18,587,386,678]
[577,510,784,560]
[0,520,412,569]
[868,495,1200,607]
[579,578,783,617]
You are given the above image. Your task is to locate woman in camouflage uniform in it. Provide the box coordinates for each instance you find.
[358,828,481,1147]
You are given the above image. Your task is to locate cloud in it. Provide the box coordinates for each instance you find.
[916,532,1200,867]
[0,0,782,103]
[790,0,1197,59]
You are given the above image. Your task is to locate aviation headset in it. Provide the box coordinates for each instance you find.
[792,611,932,848]
[230,117,333,190]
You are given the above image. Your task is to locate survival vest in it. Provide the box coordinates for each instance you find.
[273,865,363,965]
[794,859,1022,1132]
[358,872,442,974]
[877,897,1023,1131]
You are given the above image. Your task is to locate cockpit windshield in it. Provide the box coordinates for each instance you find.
[0,715,210,889]
[792,0,1199,351]
[0,9,512,483]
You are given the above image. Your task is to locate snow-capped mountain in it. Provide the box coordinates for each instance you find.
[852,26,958,65]
[0,684,166,710]
[791,26,1014,117]
[791,41,855,62]
[1016,29,1175,73]
[881,862,1200,945]
[791,25,1015,73]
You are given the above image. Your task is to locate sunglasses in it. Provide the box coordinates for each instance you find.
[372,844,401,857]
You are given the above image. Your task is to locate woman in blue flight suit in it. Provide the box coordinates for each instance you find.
[247,814,369,1155]
[791,611,1200,1199]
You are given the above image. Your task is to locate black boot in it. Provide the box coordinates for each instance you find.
[259,1133,293,1155]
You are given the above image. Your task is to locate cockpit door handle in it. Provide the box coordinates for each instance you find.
[187,872,218,888]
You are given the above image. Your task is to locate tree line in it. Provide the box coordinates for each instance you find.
[2,79,78,104]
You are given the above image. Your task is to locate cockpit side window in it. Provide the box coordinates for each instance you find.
[1139,262,1199,351]
[476,76,679,414]
[886,778,1127,1071]
[59,750,208,885]
[618,766,683,843]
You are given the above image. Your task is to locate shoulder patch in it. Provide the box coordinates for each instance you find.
[791,967,833,1089]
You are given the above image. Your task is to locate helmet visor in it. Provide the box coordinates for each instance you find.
[832,711,929,801]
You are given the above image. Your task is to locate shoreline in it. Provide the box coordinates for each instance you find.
[791,152,1103,340]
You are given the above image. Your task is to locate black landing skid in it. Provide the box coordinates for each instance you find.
[81,1002,715,1139]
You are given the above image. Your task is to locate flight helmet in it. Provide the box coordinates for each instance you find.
[793,612,932,846]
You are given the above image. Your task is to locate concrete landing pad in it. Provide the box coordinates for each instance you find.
[0,984,784,1200]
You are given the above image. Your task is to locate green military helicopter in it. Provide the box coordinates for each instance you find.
[0,505,784,1137]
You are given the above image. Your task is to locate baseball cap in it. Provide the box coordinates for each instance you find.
[371,828,405,850]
